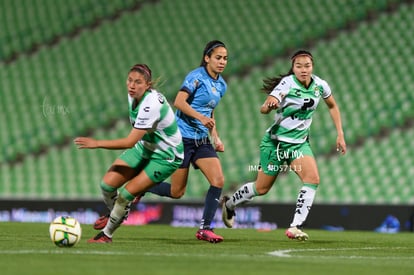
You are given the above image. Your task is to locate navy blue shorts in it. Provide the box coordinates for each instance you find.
[180,137,218,169]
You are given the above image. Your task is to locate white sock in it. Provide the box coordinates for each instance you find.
[290,185,317,228]
[103,195,131,237]
[225,182,257,210]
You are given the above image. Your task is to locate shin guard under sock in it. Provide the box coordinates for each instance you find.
[200,186,222,229]
[290,183,318,228]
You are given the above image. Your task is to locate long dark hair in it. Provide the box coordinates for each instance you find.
[261,50,313,94]
[200,40,226,67]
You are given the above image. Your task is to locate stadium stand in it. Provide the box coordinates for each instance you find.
[0,0,145,62]
[0,0,413,204]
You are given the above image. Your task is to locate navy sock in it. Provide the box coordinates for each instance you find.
[147,182,172,197]
[200,186,222,229]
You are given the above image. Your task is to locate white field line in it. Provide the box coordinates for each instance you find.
[1,247,414,260]
[0,250,134,255]
[0,249,250,258]
[268,247,414,259]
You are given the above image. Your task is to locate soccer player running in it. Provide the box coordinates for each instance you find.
[222,50,346,241]
[147,40,228,243]
[74,64,183,243]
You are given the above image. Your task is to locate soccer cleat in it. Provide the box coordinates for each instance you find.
[93,214,110,230]
[196,229,224,243]
[87,231,112,243]
[221,196,235,228]
[285,226,309,241]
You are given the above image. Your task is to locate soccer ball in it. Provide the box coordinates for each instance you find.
[49,216,82,247]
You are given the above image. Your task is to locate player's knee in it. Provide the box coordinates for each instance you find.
[210,175,225,188]
[300,171,320,184]
[255,185,270,195]
[310,175,320,183]
[303,176,319,184]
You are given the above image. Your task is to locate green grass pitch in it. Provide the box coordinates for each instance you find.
[1,222,414,275]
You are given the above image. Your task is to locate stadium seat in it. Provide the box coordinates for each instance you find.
[1,0,413,203]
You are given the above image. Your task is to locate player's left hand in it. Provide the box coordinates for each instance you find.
[260,96,280,114]
[214,137,224,152]
[336,136,346,155]
[266,97,280,109]
[74,137,98,149]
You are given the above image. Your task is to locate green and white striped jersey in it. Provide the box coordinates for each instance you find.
[268,74,332,144]
[128,89,184,160]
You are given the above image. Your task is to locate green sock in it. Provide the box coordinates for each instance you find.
[303,183,318,190]
[100,181,117,212]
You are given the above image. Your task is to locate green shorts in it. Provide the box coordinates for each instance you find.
[119,143,182,183]
[259,133,314,176]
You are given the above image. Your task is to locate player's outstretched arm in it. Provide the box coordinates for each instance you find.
[260,95,280,114]
[74,128,146,150]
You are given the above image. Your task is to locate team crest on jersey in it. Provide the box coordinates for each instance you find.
[207,99,217,108]
[157,93,165,104]
[193,80,199,89]
[313,86,321,97]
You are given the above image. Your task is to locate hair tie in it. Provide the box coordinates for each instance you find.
[131,64,152,80]
[291,50,313,61]
[205,43,225,55]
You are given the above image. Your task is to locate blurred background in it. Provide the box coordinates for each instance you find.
[1,0,413,211]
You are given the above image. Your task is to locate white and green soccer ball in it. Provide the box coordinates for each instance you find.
[49,216,82,247]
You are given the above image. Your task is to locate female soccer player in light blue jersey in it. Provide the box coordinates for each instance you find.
[222,50,347,241]
[74,64,183,243]
[148,40,228,243]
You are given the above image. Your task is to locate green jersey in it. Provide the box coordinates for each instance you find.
[128,89,184,160]
[268,74,332,144]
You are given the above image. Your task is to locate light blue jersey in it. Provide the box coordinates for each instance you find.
[176,66,227,139]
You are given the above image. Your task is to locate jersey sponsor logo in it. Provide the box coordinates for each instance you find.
[137,117,150,121]
[136,117,150,126]
[301,98,315,111]
[143,106,150,112]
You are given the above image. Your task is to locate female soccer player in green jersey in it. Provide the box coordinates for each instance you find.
[74,64,183,243]
[222,50,346,241]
